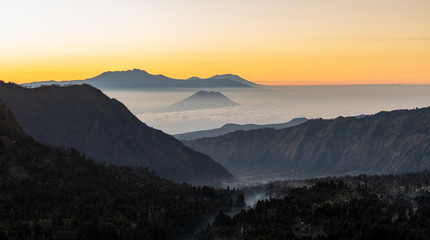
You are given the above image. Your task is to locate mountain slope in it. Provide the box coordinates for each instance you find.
[0,82,234,184]
[21,69,256,89]
[185,108,430,181]
[0,102,239,239]
[207,74,261,86]
[156,90,239,112]
[175,118,308,140]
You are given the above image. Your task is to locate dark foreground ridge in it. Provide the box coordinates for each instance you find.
[0,102,243,240]
[186,107,430,181]
[0,82,234,185]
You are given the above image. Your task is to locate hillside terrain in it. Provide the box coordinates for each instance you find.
[185,107,430,181]
[2,100,430,239]
[0,102,242,240]
[0,82,234,185]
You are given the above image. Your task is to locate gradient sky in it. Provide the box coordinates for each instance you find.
[1,0,429,85]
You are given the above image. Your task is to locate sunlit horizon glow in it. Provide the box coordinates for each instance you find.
[1,0,429,85]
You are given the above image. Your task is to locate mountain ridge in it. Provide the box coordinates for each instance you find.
[207,74,261,86]
[184,107,430,181]
[0,102,239,239]
[0,81,235,185]
[21,69,258,89]
[175,117,308,140]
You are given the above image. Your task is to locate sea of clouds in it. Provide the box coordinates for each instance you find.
[104,85,430,134]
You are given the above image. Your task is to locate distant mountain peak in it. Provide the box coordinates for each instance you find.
[22,69,259,89]
[208,74,260,86]
[191,90,225,98]
[96,68,150,77]
[187,76,202,80]
[126,68,149,73]
[211,74,241,78]
[156,90,239,112]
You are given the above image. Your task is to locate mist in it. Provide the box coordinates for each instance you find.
[103,85,430,134]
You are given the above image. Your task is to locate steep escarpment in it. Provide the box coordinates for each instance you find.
[185,107,430,180]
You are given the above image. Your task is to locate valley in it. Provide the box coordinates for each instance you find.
[2,0,429,238]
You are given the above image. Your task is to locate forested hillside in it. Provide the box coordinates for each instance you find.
[201,173,430,239]
[0,103,241,240]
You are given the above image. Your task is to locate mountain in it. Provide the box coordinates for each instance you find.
[184,107,430,181]
[0,102,240,239]
[175,118,308,140]
[195,74,261,87]
[156,90,239,112]
[207,74,261,86]
[21,69,257,89]
[0,82,234,185]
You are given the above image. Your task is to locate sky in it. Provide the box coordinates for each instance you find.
[1,0,429,85]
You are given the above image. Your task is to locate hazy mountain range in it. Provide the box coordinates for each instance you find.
[21,69,257,89]
[155,90,239,112]
[0,82,234,185]
[185,108,430,181]
[175,117,308,140]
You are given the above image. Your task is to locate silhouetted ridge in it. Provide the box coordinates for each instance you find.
[0,82,234,185]
[21,69,258,89]
[208,74,261,86]
[0,102,241,239]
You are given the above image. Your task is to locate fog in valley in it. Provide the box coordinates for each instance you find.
[104,85,430,134]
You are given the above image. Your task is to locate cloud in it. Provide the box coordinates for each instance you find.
[107,86,430,135]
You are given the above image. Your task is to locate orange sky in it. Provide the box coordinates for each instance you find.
[1,0,429,85]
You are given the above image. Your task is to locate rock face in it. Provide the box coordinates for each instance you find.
[21,69,256,89]
[156,90,239,112]
[185,108,430,181]
[0,82,234,185]
[175,118,308,140]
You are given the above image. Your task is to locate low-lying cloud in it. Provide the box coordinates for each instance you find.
[105,85,430,134]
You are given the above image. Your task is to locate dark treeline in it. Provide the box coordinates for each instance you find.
[202,173,430,240]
